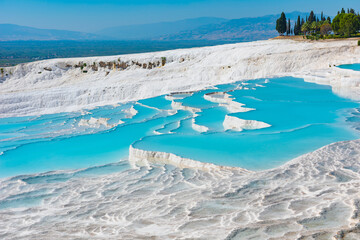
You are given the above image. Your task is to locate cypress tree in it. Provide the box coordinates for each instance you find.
[276,12,287,36]
[287,19,291,35]
[341,8,345,14]
[327,16,331,24]
[295,16,301,35]
[309,11,315,23]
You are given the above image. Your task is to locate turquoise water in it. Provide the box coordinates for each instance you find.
[0,77,359,177]
[337,63,360,71]
[135,78,360,170]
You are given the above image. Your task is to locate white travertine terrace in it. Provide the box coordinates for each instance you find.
[1,39,360,118]
[204,92,255,113]
[170,100,201,113]
[124,106,138,118]
[129,145,243,172]
[78,117,121,128]
[76,105,136,129]
[223,115,271,131]
[1,140,360,239]
[191,118,209,133]
[1,39,360,239]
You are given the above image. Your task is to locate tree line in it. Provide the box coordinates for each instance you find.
[276,8,360,38]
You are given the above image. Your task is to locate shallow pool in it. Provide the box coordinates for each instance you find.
[337,63,360,71]
[0,77,359,177]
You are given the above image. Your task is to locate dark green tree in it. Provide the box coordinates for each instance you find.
[287,19,291,35]
[276,12,287,35]
[295,16,301,35]
[332,11,360,36]
[308,11,315,23]
[332,13,344,33]
[301,21,311,35]
[327,16,332,24]
[340,13,360,36]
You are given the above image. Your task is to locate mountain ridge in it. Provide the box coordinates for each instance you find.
[156,12,311,41]
[0,12,313,41]
[96,17,228,40]
[0,24,103,41]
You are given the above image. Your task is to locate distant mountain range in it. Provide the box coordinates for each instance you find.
[96,17,228,40]
[158,12,309,41]
[0,12,311,42]
[0,24,103,41]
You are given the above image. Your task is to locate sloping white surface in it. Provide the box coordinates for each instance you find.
[1,39,360,117]
[1,39,360,239]
[1,140,360,239]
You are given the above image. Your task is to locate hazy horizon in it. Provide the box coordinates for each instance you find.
[0,0,358,32]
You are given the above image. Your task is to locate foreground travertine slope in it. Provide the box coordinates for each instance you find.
[1,39,360,117]
[1,140,360,239]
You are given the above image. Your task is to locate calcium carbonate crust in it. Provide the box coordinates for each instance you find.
[1,39,360,239]
[1,139,360,239]
[1,39,360,117]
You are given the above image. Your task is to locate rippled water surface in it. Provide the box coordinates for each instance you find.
[0,77,359,177]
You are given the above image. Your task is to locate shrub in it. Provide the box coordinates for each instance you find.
[161,57,166,66]
[320,23,332,35]
[358,40,360,46]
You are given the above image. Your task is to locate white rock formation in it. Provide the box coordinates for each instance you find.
[78,117,123,128]
[1,39,360,117]
[204,92,254,113]
[2,140,360,239]
[129,145,247,173]
[191,118,209,133]
[170,100,200,113]
[223,115,271,131]
[124,106,138,118]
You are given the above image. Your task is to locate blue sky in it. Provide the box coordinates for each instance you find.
[0,0,358,32]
